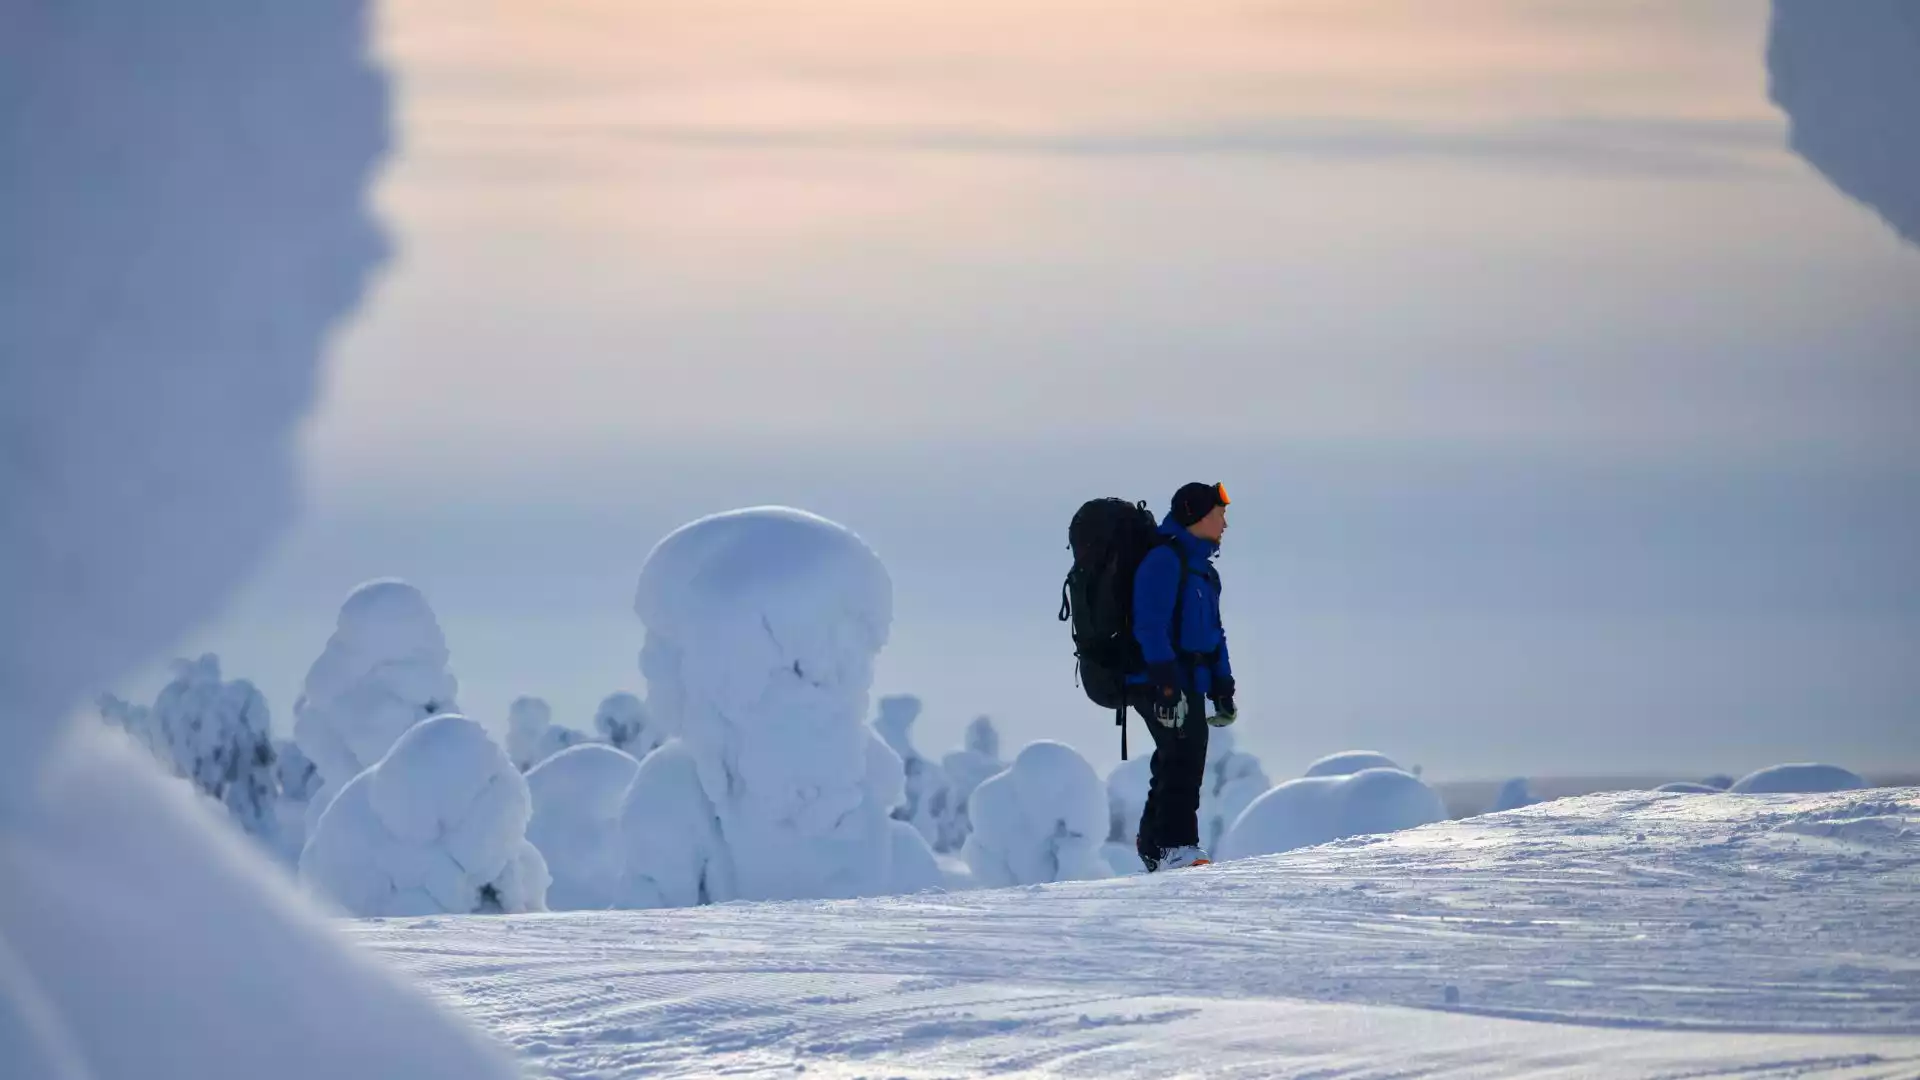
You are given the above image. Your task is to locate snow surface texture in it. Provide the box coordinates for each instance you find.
[1768,0,1920,247]
[962,740,1111,887]
[0,1,518,1075]
[872,693,949,846]
[98,655,280,845]
[624,507,909,903]
[594,690,664,759]
[1304,749,1402,777]
[1198,726,1271,854]
[505,694,590,772]
[302,713,549,916]
[358,788,1920,1078]
[527,742,641,910]
[294,579,460,830]
[1731,762,1867,794]
[936,715,1006,852]
[1219,766,1447,860]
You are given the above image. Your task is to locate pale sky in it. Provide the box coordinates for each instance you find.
[133,0,1919,781]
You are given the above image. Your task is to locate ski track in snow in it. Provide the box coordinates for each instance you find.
[354,789,1920,1078]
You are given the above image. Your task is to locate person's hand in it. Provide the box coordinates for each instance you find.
[1148,663,1184,728]
[1208,694,1237,727]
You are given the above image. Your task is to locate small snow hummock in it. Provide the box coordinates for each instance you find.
[1219,767,1447,861]
[301,714,550,916]
[1728,763,1868,795]
[936,715,1007,852]
[505,694,591,772]
[595,690,665,759]
[873,693,950,848]
[98,654,280,844]
[1657,782,1724,794]
[962,740,1112,887]
[293,580,460,829]
[621,507,906,904]
[527,743,642,910]
[1304,750,1402,778]
[1200,727,1272,855]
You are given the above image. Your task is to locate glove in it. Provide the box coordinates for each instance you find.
[1208,694,1237,727]
[1148,662,1185,728]
[1212,676,1236,700]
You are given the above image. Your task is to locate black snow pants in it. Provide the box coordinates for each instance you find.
[1131,688,1209,859]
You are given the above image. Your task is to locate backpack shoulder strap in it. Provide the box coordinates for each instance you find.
[1161,537,1192,652]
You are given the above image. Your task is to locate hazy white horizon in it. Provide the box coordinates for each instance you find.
[117,0,1919,781]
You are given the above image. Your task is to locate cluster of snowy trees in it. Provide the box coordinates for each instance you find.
[94,519,1884,918]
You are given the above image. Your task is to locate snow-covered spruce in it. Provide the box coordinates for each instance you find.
[527,742,641,910]
[293,579,460,829]
[962,740,1111,887]
[1219,767,1447,861]
[2,0,520,1073]
[594,690,665,759]
[1493,776,1537,812]
[118,655,281,842]
[620,507,924,904]
[274,736,323,861]
[1199,727,1271,854]
[1729,763,1867,795]
[1304,750,1402,778]
[873,693,950,848]
[1103,755,1153,874]
[301,714,549,916]
[505,694,590,772]
[936,715,1006,853]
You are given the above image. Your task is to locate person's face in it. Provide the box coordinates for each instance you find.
[1191,504,1228,544]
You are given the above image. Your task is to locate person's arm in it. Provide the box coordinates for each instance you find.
[1132,546,1179,683]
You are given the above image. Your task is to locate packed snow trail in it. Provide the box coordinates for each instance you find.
[357,789,1920,1078]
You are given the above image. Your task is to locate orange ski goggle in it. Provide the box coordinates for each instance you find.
[1214,483,1231,506]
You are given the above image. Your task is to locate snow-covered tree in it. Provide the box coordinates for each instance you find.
[301,714,549,916]
[527,743,641,910]
[872,694,949,847]
[97,655,280,843]
[962,741,1110,887]
[1304,750,1401,778]
[1219,767,1446,861]
[618,507,918,905]
[505,694,590,772]
[594,690,664,759]
[935,715,1006,853]
[294,579,460,829]
[1199,727,1270,855]
[1103,756,1153,874]
[1493,777,1536,812]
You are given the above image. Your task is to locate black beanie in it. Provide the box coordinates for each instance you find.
[1171,481,1228,527]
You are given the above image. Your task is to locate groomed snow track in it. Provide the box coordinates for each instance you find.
[357,789,1920,1078]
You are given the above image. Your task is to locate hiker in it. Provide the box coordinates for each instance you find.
[1129,482,1236,871]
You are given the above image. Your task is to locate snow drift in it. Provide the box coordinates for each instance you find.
[527,742,642,910]
[621,507,913,903]
[302,713,550,916]
[0,0,519,1074]
[1768,0,1920,247]
[294,579,460,828]
[962,740,1111,887]
[1729,763,1867,794]
[1219,767,1447,861]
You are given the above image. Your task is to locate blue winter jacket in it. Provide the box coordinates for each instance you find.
[1129,515,1233,696]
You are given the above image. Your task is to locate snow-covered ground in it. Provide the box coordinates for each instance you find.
[356,787,1920,1078]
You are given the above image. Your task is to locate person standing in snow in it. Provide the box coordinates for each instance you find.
[1129,482,1237,871]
